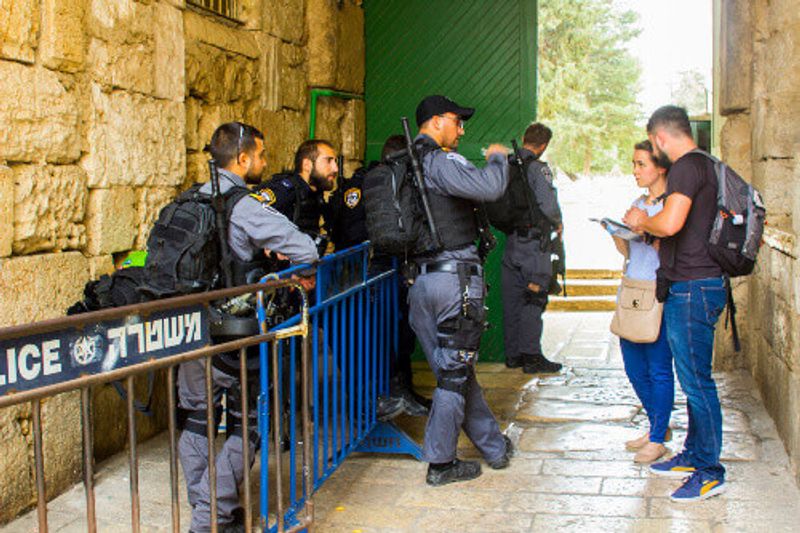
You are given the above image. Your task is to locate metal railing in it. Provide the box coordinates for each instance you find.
[0,243,419,532]
[0,279,309,533]
[187,0,241,22]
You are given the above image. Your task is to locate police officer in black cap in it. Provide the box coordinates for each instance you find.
[407,95,513,485]
[256,139,338,256]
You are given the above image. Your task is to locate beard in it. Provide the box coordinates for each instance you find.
[310,168,335,191]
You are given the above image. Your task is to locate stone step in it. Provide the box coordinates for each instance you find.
[566,269,623,280]
[562,278,620,297]
[548,295,617,312]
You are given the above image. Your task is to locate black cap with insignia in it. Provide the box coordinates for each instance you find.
[415,95,475,127]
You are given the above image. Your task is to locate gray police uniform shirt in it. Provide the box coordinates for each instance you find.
[199,169,318,264]
[417,134,509,263]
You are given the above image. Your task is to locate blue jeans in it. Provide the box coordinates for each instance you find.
[620,318,674,443]
[664,276,727,479]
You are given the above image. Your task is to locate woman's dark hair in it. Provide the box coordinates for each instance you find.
[634,139,671,171]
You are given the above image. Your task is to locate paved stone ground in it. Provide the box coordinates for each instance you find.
[3,313,800,532]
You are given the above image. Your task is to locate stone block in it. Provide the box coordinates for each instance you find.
[185,42,258,105]
[0,165,12,257]
[153,2,185,101]
[752,93,800,161]
[87,36,154,96]
[41,392,82,499]
[185,152,209,189]
[306,0,337,88]
[184,10,259,59]
[85,187,137,255]
[89,255,115,278]
[720,0,753,115]
[82,85,185,188]
[185,97,204,152]
[0,63,81,164]
[260,110,307,174]
[40,0,86,73]
[342,99,365,160]
[280,42,308,111]
[257,33,281,111]
[12,165,88,255]
[0,404,34,523]
[315,98,347,150]
[0,251,90,326]
[336,2,365,93]
[719,112,752,181]
[765,0,800,34]
[265,0,305,43]
[135,186,177,248]
[0,0,38,63]
[751,158,795,227]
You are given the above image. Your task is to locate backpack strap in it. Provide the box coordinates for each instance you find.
[724,277,741,352]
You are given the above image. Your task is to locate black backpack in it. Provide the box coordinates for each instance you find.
[484,155,539,234]
[695,150,766,277]
[141,184,250,299]
[363,146,437,256]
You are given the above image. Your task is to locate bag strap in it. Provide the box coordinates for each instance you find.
[723,277,741,352]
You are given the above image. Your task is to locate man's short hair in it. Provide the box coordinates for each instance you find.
[294,139,334,174]
[209,122,264,168]
[523,122,553,147]
[646,105,693,138]
[381,134,406,160]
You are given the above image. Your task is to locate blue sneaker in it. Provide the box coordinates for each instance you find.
[670,471,726,502]
[649,452,696,478]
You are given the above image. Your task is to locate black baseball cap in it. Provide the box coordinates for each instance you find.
[415,95,475,127]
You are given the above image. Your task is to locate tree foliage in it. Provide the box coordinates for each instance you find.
[538,0,642,175]
[671,70,709,116]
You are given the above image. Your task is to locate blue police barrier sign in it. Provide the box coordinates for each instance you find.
[0,305,209,397]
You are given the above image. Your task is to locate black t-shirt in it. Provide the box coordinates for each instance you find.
[658,151,723,281]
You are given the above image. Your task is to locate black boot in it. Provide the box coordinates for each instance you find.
[426,459,482,486]
[505,354,524,369]
[487,434,513,469]
[522,352,562,374]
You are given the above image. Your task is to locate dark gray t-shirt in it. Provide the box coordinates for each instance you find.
[658,151,723,281]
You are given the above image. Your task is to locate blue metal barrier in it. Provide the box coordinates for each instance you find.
[256,243,421,532]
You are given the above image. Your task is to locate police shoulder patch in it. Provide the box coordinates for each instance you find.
[344,187,361,209]
[251,188,277,206]
[541,165,554,183]
[446,152,469,166]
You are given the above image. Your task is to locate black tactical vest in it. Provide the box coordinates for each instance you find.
[422,190,478,254]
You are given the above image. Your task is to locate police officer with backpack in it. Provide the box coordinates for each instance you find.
[177,122,317,533]
[494,123,564,374]
[406,95,513,485]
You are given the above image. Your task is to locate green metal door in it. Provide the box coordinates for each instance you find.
[364,0,539,361]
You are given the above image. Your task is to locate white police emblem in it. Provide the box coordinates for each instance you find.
[344,187,361,209]
[446,152,469,166]
[71,335,102,366]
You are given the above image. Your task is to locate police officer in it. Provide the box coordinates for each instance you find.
[178,122,318,533]
[408,95,513,485]
[501,123,564,374]
[256,139,338,255]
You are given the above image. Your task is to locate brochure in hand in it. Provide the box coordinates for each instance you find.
[590,217,642,241]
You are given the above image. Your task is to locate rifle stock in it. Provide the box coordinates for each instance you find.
[208,159,234,288]
[401,117,442,250]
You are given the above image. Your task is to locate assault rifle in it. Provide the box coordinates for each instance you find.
[209,159,234,288]
[401,116,442,250]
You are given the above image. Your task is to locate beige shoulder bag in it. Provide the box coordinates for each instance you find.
[610,276,663,343]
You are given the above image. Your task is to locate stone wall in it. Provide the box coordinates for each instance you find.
[0,0,364,522]
[716,0,800,484]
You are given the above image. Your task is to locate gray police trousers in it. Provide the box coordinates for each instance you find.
[502,237,551,359]
[408,270,506,464]
[177,359,255,532]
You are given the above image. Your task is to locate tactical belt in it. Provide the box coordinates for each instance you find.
[419,261,482,277]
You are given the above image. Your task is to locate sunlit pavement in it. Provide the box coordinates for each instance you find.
[312,312,800,532]
[3,312,799,532]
